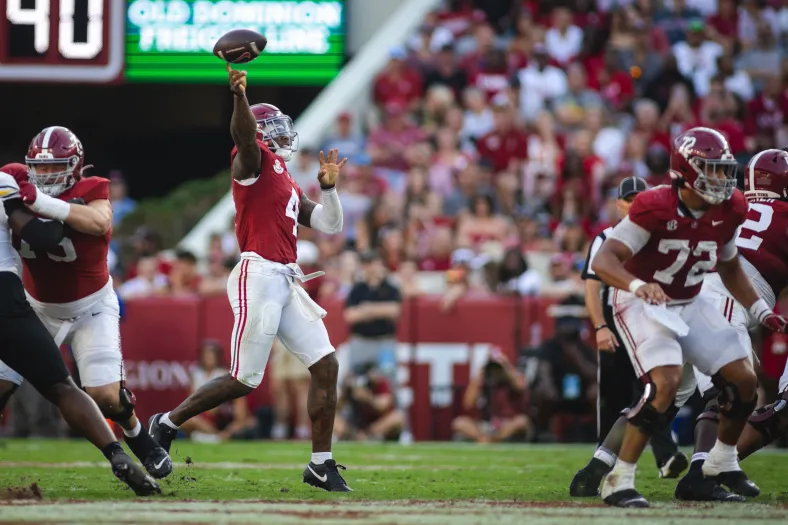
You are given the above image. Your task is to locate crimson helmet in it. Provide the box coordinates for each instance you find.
[669,127,738,205]
[744,148,788,201]
[250,103,298,161]
[25,126,85,196]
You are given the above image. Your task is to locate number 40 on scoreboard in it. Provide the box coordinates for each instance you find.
[0,0,124,82]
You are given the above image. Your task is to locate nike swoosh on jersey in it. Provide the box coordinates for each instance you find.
[308,465,328,483]
[712,220,724,226]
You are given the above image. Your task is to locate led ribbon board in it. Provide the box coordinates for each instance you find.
[125,0,346,84]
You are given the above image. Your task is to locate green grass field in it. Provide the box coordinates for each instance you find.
[1,439,787,524]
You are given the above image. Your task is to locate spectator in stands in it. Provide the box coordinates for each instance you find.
[643,53,696,110]
[335,363,405,442]
[618,21,664,98]
[125,226,170,279]
[368,100,426,171]
[109,171,136,227]
[586,107,625,173]
[373,46,423,110]
[554,63,603,131]
[394,258,422,298]
[593,47,636,113]
[179,340,257,442]
[736,20,783,91]
[199,255,234,297]
[632,98,672,152]
[269,339,311,441]
[460,87,495,141]
[658,83,698,138]
[706,0,739,48]
[424,44,469,97]
[545,5,583,65]
[321,112,366,165]
[457,22,497,76]
[738,0,779,50]
[532,298,597,441]
[451,347,529,443]
[469,49,511,101]
[496,247,541,296]
[419,226,454,272]
[476,97,529,173]
[717,52,754,102]
[745,75,784,151]
[343,251,402,377]
[514,43,568,123]
[287,147,320,190]
[456,194,511,250]
[672,20,724,97]
[118,255,168,299]
[540,253,584,299]
[655,0,704,45]
[169,249,201,296]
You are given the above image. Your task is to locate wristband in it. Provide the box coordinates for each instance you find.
[594,324,608,331]
[628,279,647,294]
[749,298,771,322]
[30,193,70,222]
[320,184,336,191]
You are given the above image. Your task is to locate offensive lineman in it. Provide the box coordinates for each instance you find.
[149,64,351,491]
[0,127,172,480]
[592,128,786,507]
[0,165,159,495]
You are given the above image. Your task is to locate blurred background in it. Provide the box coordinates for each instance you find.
[2,0,788,447]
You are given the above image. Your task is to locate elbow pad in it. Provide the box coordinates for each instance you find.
[20,218,66,252]
[309,188,343,234]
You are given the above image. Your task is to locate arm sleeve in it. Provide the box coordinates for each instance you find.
[345,284,363,308]
[581,233,606,281]
[607,216,651,255]
[719,226,740,262]
[309,188,343,234]
[3,199,66,251]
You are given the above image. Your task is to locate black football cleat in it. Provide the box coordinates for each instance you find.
[717,470,760,498]
[303,460,352,492]
[569,466,608,497]
[659,451,689,479]
[603,488,649,508]
[675,469,745,502]
[148,413,178,454]
[142,446,173,479]
[110,453,161,496]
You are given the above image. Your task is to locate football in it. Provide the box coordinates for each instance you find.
[212,29,267,64]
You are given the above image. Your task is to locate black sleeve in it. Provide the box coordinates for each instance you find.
[581,232,606,282]
[388,282,402,303]
[344,284,364,308]
[3,199,66,251]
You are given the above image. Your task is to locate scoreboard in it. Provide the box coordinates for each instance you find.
[0,0,346,84]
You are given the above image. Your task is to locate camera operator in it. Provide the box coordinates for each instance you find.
[451,348,530,443]
[334,363,405,441]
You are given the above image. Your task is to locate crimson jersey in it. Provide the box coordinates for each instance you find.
[231,142,303,264]
[737,199,788,299]
[625,186,747,301]
[12,177,111,303]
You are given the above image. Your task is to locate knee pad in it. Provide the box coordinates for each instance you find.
[626,383,673,434]
[103,385,136,423]
[712,373,757,419]
[748,391,788,442]
[697,396,721,423]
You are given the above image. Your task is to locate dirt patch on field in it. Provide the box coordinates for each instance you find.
[0,484,42,501]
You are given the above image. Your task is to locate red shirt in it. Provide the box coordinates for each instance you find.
[373,68,423,107]
[469,70,510,101]
[419,256,452,271]
[707,13,738,40]
[367,125,426,171]
[14,177,111,303]
[625,186,747,301]
[593,71,635,111]
[745,94,787,137]
[738,199,788,301]
[476,129,529,173]
[231,142,302,264]
[703,119,746,154]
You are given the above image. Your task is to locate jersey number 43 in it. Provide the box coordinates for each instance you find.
[19,238,77,263]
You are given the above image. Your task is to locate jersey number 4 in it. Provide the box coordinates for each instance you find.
[19,238,77,263]
[285,188,300,237]
[737,202,773,251]
[653,239,717,287]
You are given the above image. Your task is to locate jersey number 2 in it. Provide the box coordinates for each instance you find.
[19,238,77,262]
[736,203,773,251]
[653,239,717,287]
[285,188,300,237]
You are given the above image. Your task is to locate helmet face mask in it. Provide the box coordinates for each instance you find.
[250,103,299,161]
[25,126,85,197]
[690,157,738,205]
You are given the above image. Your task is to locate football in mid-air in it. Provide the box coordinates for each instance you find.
[213,29,267,64]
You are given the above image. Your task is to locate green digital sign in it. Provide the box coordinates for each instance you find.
[125,0,346,84]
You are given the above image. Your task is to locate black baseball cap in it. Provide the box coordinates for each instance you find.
[618,176,648,199]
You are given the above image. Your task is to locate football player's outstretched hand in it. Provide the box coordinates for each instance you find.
[227,63,247,96]
[17,179,38,205]
[634,282,670,305]
[317,148,347,189]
